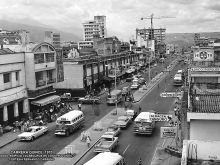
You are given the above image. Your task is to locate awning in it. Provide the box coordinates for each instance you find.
[31,95,61,106]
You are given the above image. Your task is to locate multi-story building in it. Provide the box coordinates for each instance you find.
[79,16,107,50]
[93,36,121,56]
[0,29,30,45]
[181,40,220,164]
[94,16,107,38]
[44,31,61,49]
[55,50,144,97]
[0,49,28,126]
[4,42,63,118]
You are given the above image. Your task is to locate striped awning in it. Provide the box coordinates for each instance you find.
[31,95,60,106]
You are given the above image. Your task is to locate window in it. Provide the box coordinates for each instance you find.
[3,73,10,83]
[34,53,44,64]
[16,71,19,81]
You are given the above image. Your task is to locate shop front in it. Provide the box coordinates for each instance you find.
[30,95,61,122]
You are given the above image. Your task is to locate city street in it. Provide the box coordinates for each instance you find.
[76,59,187,165]
[0,56,178,165]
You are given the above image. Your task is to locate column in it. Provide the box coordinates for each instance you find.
[0,74,3,91]
[23,99,29,118]
[3,106,8,124]
[11,72,16,87]
[14,102,19,119]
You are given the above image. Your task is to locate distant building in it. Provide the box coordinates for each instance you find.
[44,31,61,49]
[0,29,30,45]
[93,36,121,56]
[79,16,107,49]
[194,33,209,47]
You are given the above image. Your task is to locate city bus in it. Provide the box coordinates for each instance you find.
[55,110,85,136]
[107,89,122,105]
[84,152,126,165]
[133,111,156,135]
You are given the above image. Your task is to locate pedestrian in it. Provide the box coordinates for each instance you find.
[86,136,91,148]
[81,131,85,142]
[138,157,142,165]
[78,103,82,111]
[139,106,142,113]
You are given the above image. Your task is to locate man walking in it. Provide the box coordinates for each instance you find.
[86,136,91,148]
[139,106,142,113]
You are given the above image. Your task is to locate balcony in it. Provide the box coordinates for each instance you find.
[28,86,55,99]
[36,80,46,87]
[47,78,56,84]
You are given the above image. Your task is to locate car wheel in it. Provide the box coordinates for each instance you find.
[31,136,35,141]
[66,130,70,136]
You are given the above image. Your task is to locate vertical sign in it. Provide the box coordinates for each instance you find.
[56,49,64,82]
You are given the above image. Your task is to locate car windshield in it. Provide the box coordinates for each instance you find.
[58,121,71,125]
[26,128,35,132]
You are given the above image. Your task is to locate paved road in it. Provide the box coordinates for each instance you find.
[0,57,175,165]
[75,60,187,165]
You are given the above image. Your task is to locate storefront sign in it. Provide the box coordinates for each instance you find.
[160,92,183,98]
[149,114,172,122]
[190,67,220,72]
[193,49,214,61]
[160,126,177,138]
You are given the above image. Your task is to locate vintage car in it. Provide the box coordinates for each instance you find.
[126,109,137,120]
[78,95,101,104]
[103,125,121,137]
[121,86,130,96]
[113,116,131,128]
[18,126,48,141]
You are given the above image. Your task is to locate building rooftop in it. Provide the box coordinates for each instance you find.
[192,94,220,113]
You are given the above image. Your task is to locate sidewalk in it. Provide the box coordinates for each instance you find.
[0,131,19,149]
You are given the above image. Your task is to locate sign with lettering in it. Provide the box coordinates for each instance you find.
[160,92,183,98]
[160,126,177,138]
[193,49,214,61]
[190,67,220,72]
[149,114,172,122]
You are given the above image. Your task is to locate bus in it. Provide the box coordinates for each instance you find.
[133,111,156,135]
[107,89,122,105]
[55,110,85,136]
[84,152,126,165]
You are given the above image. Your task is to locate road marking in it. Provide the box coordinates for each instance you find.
[123,144,131,155]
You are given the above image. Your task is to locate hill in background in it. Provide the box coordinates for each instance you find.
[0,19,81,42]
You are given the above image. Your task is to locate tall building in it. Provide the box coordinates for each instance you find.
[79,16,107,50]
[44,31,61,49]
[136,28,166,44]
[94,16,107,38]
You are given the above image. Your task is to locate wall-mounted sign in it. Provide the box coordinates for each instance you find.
[193,49,214,61]
[160,92,183,98]
[149,114,172,122]
[0,89,27,105]
[190,67,220,72]
[160,126,177,138]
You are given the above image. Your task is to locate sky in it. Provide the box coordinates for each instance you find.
[0,0,220,41]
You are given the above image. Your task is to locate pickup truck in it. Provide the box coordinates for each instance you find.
[93,134,118,153]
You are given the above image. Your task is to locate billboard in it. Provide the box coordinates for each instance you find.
[149,114,172,122]
[160,92,183,98]
[193,49,214,61]
[191,67,220,72]
[160,126,177,138]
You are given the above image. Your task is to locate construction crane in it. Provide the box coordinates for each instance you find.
[141,13,175,40]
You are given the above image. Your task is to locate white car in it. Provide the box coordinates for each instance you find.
[113,116,132,128]
[18,126,48,141]
[103,125,121,137]
[130,84,139,89]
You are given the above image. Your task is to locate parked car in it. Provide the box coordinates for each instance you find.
[103,125,121,137]
[122,86,130,96]
[78,95,101,104]
[18,126,48,141]
[113,116,132,128]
